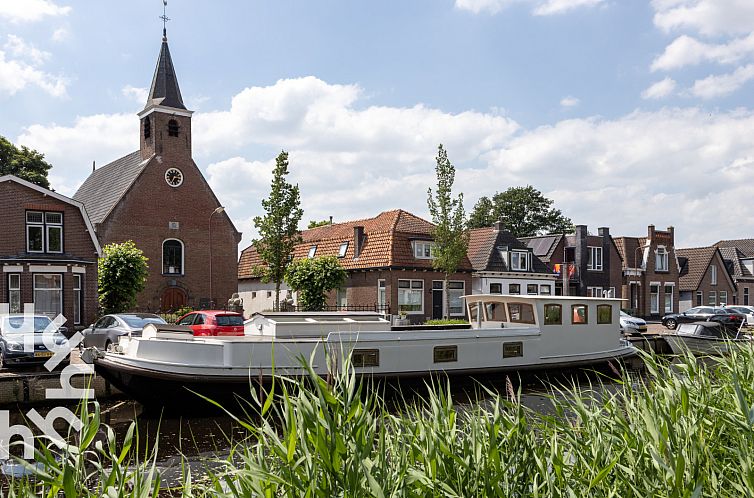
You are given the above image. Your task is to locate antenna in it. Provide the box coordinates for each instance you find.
[159,0,170,40]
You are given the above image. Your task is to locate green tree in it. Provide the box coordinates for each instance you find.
[0,136,52,188]
[285,256,347,311]
[253,151,304,311]
[308,219,331,229]
[468,185,574,236]
[427,144,469,320]
[98,241,149,314]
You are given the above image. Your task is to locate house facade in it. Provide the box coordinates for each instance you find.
[614,225,680,318]
[468,223,556,296]
[677,246,737,310]
[0,175,101,329]
[716,239,754,306]
[73,30,241,311]
[521,225,622,298]
[238,210,473,323]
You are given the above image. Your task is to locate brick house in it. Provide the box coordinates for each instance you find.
[73,31,241,311]
[677,246,736,310]
[613,225,680,319]
[237,210,473,323]
[520,225,622,298]
[467,223,556,296]
[0,175,101,329]
[716,239,754,306]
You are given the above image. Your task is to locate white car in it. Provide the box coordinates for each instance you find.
[620,310,647,335]
[729,306,754,325]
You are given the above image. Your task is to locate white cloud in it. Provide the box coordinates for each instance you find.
[0,48,67,97]
[0,0,71,23]
[533,0,603,16]
[691,64,754,99]
[560,96,580,107]
[455,0,603,16]
[651,33,754,71]
[4,35,50,66]
[652,0,754,37]
[51,27,70,43]
[455,0,519,15]
[121,85,148,104]
[641,77,677,99]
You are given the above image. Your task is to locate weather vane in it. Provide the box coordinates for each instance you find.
[160,0,170,39]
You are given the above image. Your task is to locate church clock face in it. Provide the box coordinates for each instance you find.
[165,168,183,187]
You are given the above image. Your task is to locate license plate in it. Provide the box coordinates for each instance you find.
[34,351,54,358]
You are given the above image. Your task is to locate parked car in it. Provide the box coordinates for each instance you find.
[663,307,746,330]
[620,310,647,336]
[728,306,754,326]
[175,311,244,336]
[82,313,166,350]
[0,315,68,368]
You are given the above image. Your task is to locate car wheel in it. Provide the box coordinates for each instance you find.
[665,318,677,330]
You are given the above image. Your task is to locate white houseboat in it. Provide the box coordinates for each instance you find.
[83,295,637,404]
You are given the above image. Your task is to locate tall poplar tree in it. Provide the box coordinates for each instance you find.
[253,151,304,311]
[427,144,469,320]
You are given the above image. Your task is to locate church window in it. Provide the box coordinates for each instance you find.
[168,119,180,137]
[143,117,151,139]
[163,239,184,274]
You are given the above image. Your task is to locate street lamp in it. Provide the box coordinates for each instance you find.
[209,206,225,308]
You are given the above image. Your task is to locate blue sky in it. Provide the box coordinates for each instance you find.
[2,0,754,249]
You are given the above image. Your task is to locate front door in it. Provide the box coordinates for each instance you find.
[432,281,444,320]
[161,287,187,312]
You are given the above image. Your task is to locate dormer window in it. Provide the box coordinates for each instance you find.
[510,250,529,271]
[308,245,317,258]
[656,246,668,272]
[143,117,151,139]
[414,241,434,259]
[338,242,349,258]
[168,119,180,137]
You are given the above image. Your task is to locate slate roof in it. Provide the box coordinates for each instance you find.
[73,151,148,225]
[719,246,753,278]
[145,38,186,110]
[519,235,563,263]
[468,227,551,273]
[676,246,717,291]
[238,209,473,279]
[716,239,754,258]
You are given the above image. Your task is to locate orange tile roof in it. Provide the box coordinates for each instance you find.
[238,209,472,279]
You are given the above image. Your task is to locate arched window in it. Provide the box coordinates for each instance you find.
[163,239,184,274]
[143,117,151,139]
[167,119,180,137]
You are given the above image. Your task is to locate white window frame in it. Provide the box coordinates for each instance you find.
[162,239,185,275]
[8,273,21,313]
[73,274,82,325]
[337,287,348,308]
[655,246,669,272]
[308,245,317,258]
[338,242,349,258]
[511,251,529,271]
[26,211,44,253]
[708,290,716,306]
[664,284,673,313]
[720,290,728,306]
[45,212,63,254]
[33,273,62,319]
[587,286,603,297]
[398,279,424,314]
[448,281,465,316]
[650,284,660,314]
[587,246,603,271]
[377,279,386,309]
[710,264,717,285]
[413,241,434,259]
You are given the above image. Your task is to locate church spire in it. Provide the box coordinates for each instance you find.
[145,1,186,110]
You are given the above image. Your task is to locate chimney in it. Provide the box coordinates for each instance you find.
[494,221,503,232]
[667,226,674,244]
[353,226,364,259]
[329,216,333,225]
[92,160,96,172]
[574,225,588,296]
[647,224,656,241]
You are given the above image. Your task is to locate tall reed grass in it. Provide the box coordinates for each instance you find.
[8,346,754,496]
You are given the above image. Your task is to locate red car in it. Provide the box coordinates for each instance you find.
[175,311,245,336]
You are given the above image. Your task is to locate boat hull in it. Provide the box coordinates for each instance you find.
[664,334,750,355]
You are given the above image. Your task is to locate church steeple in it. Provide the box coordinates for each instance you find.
[144,36,186,110]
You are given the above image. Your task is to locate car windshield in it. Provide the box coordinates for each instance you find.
[2,316,54,334]
[120,315,167,328]
[216,315,244,326]
[620,311,629,317]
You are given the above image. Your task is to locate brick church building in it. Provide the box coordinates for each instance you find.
[74,29,241,311]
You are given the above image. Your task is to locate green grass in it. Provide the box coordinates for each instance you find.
[423,319,470,326]
[9,346,754,496]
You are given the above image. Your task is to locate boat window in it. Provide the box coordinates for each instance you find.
[503,342,523,358]
[544,304,562,325]
[352,349,379,367]
[597,305,612,324]
[508,303,535,324]
[433,345,458,363]
[699,325,724,338]
[485,302,507,321]
[468,302,480,322]
[571,305,588,325]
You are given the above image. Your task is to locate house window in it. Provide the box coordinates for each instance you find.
[266,291,272,298]
[508,283,520,295]
[251,291,257,299]
[414,241,434,259]
[489,283,502,294]
[587,247,603,271]
[745,288,750,306]
[650,284,660,314]
[711,265,717,285]
[526,284,537,295]
[708,290,716,306]
[664,285,673,313]
[448,281,465,316]
[696,291,703,306]
[33,274,62,318]
[377,279,386,309]
[398,279,423,313]
[656,246,668,272]
[26,211,63,253]
[571,304,588,325]
[433,345,458,363]
[337,287,347,308]
[720,290,728,306]
[352,349,379,367]
[338,242,349,258]
[511,251,529,271]
[72,274,82,325]
[539,285,552,295]
[587,287,603,297]
[544,304,562,325]
[162,239,184,274]
[168,119,180,137]
[8,274,21,314]
[143,117,151,139]
[508,303,535,324]
[597,304,612,324]
[308,245,317,258]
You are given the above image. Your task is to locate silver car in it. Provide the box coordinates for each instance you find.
[81,313,166,351]
[620,310,647,335]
